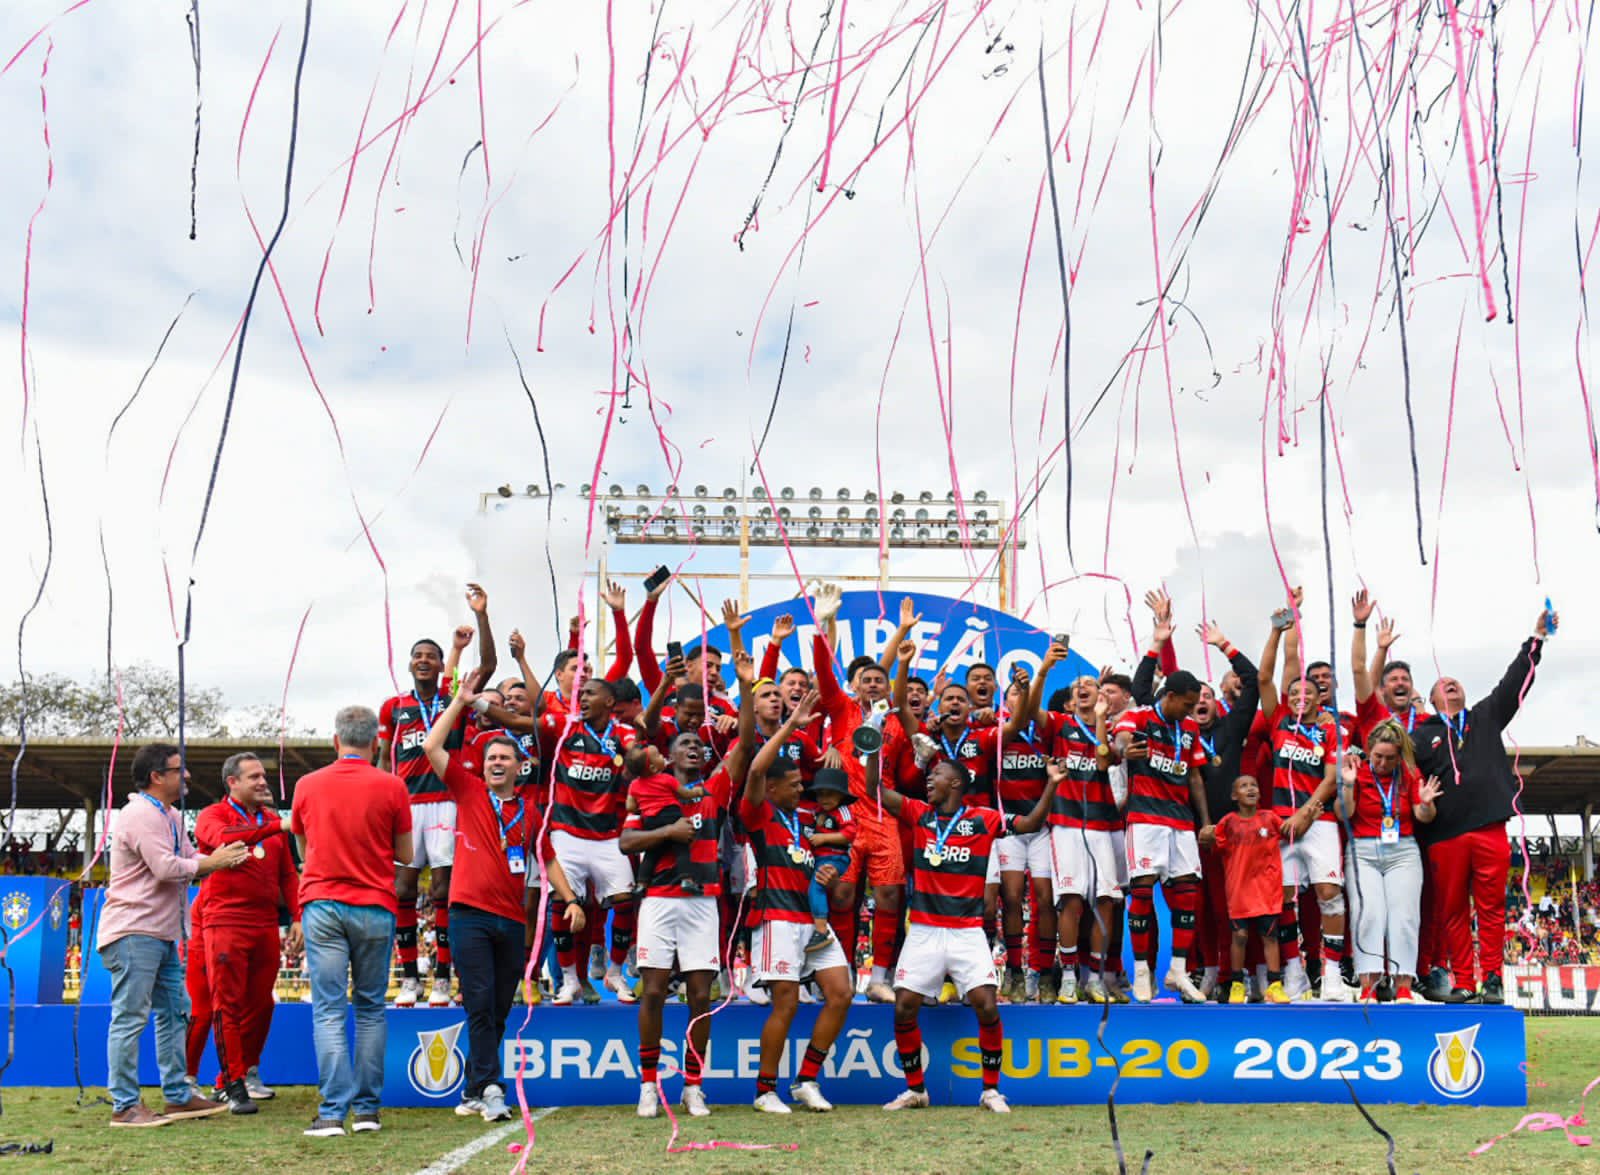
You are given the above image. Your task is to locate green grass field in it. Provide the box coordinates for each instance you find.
[6,1018,1596,1174]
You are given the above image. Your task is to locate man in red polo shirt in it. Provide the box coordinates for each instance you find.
[194,752,302,1114]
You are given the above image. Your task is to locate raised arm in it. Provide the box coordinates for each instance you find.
[720,599,749,658]
[1258,609,1288,717]
[423,678,475,777]
[1008,639,1067,738]
[600,581,634,681]
[1371,615,1398,701]
[445,625,473,687]
[641,655,685,737]
[814,581,842,653]
[865,745,901,817]
[1201,621,1260,746]
[1012,759,1064,834]
[1350,590,1377,703]
[507,629,539,703]
[810,586,851,727]
[746,690,820,807]
[466,583,497,686]
[1413,773,1442,824]
[722,650,761,785]
[761,613,793,681]
[1279,585,1304,696]
[878,597,921,676]
[1478,611,1553,730]
[635,575,669,693]
[892,639,919,735]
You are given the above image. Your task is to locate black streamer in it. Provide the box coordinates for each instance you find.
[1486,0,1513,323]
[504,328,568,656]
[1037,42,1074,566]
[749,183,817,470]
[177,0,313,789]
[185,0,202,240]
[7,429,53,845]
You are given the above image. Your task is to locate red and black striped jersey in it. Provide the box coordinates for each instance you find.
[628,768,729,899]
[897,797,1008,929]
[992,714,1064,820]
[739,795,817,925]
[1113,706,1207,829]
[803,801,857,849]
[539,714,637,840]
[923,722,995,802]
[650,714,734,768]
[1045,711,1120,830]
[378,692,465,803]
[1267,703,1334,822]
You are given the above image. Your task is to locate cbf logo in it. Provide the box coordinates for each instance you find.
[1,892,28,931]
[1426,1023,1485,1099]
[48,891,64,931]
[407,1023,466,1097]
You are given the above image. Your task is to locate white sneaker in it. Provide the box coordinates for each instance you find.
[978,1088,1011,1113]
[1131,964,1154,1003]
[605,967,637,1004]
[797,983,817,1004]
[456,1097,486,1117]
[244,1066,275,1101]
[789,1080,833,1112]
[1057,971,1079,1004]
[588,944,607,981]
[393,977,421,1007]
[479,1083,512,1122]
[681,1085,711,1118]
[752,1091,791,1114]
[1319,972,1351,1003]
[429,978,452,1007]
[882,1088,931,1111]
[746,983,771,1006]
[636,1084,660,1118]
[552,977,582,1006]
[865,981,896,1003]
[910,733,938,768]
[1164,963,1206,1003]
[1283,957,1310,1000]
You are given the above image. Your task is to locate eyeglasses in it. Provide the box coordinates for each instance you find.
[157,766,184,775]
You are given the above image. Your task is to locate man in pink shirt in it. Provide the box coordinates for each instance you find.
[98,743,250,1127]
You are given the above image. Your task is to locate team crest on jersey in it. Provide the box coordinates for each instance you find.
[956,821,975,836]
[960,743,980,759]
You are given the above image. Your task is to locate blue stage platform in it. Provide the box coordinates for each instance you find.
[10,1001,1524,1108]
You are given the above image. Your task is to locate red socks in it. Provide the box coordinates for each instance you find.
[797,1044,827,1084]
[978,1018,1003,1089]
[1127,884,1156,964]
[894,1021,925,1090]
[872,906,899,971]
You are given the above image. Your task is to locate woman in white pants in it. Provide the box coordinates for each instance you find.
[1336,722,1442,1002]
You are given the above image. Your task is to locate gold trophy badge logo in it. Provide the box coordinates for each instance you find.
[1426,1023,1485,1099]
[407,1022,466,1096]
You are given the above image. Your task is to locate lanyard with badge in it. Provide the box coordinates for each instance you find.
[138,792,180,856]
[227,798,269,859]
[491,791,528,874]
[1374,769,1401,844]
[926,805,965,867]
[775,806,808,865]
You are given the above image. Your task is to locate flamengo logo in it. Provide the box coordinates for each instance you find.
[408,1023,466,1097]
[1426,1024,1485,1099]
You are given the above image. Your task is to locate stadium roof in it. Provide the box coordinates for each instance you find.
[0,737,1598,817]
[0,738,338,811]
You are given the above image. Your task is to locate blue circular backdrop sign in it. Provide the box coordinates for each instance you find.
[681,590,1100,700]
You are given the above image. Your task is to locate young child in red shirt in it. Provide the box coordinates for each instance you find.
[624,745,707,895]
[803,768,857,953]
[1212,774,1306,1004]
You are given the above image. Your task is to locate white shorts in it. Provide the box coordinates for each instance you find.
[635,895,720,973]
[894,923,998,999]
[1110,829,1129,887]
[1049,826,1122,901]
[1280,820,1343,888]
[550,829,636,903]
[985,850,1000,884]
[408,800,457,869]
[997,828,1053,877]
[1125,823,1202,883]
[750,919,850,986]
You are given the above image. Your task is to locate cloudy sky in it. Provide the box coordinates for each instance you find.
[0,0,1594,749]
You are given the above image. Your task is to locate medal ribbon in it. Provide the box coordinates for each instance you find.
[227,798,265,827]
[930,805,966,859]
[582,719,617,755]
[774,806,805,853]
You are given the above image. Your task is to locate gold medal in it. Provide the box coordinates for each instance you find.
[788,845,806,864]
[1210,755,1221,769]
[925,850,944,867]
[251,844,266,860]
[613,754,624,767]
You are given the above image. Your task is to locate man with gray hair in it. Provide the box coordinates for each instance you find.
[193,752,301,1113]
[291,706,413,1138]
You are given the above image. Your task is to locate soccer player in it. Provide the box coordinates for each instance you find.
[193,753,301,1113]
[1213,775,1291,1003]
[378,584,497,1007]
[1113,670,1214,1002]
[421,680,582,1123]
[1258,591,1349,1001]
[873,749,1059,1113]
[538,676,639,1004]
[741,691,856,1113]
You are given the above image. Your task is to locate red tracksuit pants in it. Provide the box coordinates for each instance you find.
[1427,824,1510,988]
[184,925,213,1080]
[206,923,280,1085]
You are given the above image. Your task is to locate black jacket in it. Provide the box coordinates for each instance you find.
[1413,637,1544,845]
[1133,647,1261,822]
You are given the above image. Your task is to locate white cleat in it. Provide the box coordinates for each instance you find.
[1057,971,1079,1005]
[393,977,421,1007]
[1164,964,1206,1004]
[551,977,582,1006]
[1320,972,1352,1003]
[681,1085,711,1118]
[636,1083,660,1119]
[605,967,637,1004]
[797,983,817,1004]
[789,1080,833,1112]
[882,1088,931,1111]
[978,1088,1011,1114]
[745,983,771,1006]
[752,1091,791,1114]
[865,981,896,1003]
[1130,965,1154,1003]
[1283,957,1310,1000]
[1082,977,1111,1004]
[429,978,452,1007]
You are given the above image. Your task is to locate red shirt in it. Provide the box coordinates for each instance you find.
[442,759,548,924]
[898,797,1008,929]
[1348,761,1424,839]
[1353,693,1426,750]
[538,714,637,841]
[193,800,299,928]
[629,768,729,899]
[292,757,412,914]
[810,802,857,850]
[1113,706,1207,829]
[378,690,465,803]
[990,714,1062,821]
[924,722,996,803]
[741,795,819,924]
[630,772,694,820]
[1213,809,1285,919]
[1047,711,1119,831]
[1267,704,1335,822]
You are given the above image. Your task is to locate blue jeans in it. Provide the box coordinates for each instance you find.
[100,934,190,1112]
[810,854,850,919]
[304,900,395,1121]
